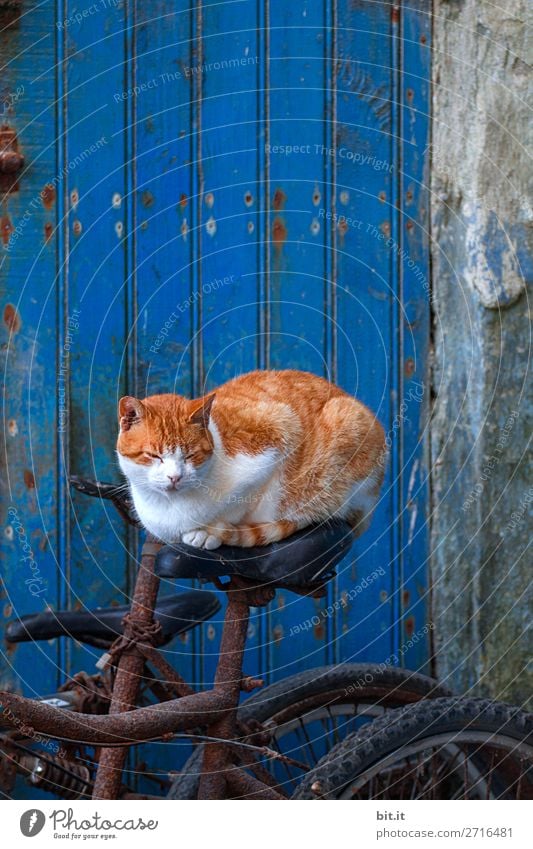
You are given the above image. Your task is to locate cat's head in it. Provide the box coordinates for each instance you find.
[116,393,215,494]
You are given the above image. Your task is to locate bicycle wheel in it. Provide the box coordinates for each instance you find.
[292,697,533,799]
[167,663,451,798]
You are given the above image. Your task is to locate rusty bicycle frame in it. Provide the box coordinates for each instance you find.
[1,480,327,800]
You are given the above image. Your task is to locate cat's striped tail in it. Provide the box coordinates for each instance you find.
[216,519,301,547]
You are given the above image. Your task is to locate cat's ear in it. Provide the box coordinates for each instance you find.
[188,393,216,428]
[118,396,144,432]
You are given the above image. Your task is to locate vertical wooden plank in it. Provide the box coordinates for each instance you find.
[134,3,194,400]
[197,0,263,687]
[0,1,60,703]
[266,0,331,676]
[199,4,260,387]
[334,0,397,665]
[133,2,199,782]
[398,0,431,672]
[63,0,130,677]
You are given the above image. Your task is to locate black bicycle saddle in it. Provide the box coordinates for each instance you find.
[155,522,354,589]
[5,591,221,649]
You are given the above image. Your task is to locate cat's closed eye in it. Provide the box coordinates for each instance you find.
[144,452,163,463]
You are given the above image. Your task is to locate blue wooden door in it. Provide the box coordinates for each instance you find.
[1,0,431,787]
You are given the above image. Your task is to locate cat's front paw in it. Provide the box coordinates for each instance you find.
[182,529,222,550]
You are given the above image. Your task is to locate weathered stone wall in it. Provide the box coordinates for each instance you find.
[431,0,532,707]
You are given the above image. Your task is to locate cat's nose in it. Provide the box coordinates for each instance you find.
[167,474,181,486]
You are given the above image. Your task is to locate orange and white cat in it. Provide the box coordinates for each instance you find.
[117,370,385,549]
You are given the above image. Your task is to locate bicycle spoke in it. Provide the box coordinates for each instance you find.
[269,736,298,788]
[487,749,496,799]
[297,716,320,766]
[326,706,341,747]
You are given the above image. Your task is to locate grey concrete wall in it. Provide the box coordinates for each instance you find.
[431,0,532,707]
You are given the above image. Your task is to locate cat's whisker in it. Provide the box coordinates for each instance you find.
[110,483,130,493]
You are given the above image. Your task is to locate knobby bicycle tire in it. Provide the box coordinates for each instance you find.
[292,697,533,799]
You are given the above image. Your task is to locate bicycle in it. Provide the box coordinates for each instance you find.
[1,476,452,799]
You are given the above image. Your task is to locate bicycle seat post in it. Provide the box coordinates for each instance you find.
[197,581,275,800]
[92,535,162,800]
